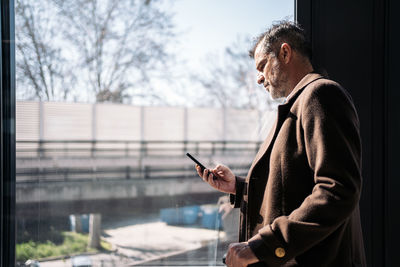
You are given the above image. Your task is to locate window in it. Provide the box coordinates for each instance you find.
[14,1,294,266]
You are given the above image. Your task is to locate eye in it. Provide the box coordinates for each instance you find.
[258,59,267,72]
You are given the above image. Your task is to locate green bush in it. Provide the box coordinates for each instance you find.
[16,232,111,262]
[16,241,37,262]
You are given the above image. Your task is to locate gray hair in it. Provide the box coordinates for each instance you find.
[249,20,312,60]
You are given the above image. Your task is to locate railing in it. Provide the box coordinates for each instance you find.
[16,140,261,182]
[17,140,262,158]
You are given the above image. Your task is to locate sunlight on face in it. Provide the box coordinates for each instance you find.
[254,45,289,99]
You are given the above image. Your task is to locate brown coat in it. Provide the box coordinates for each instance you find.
[230,73,366,266]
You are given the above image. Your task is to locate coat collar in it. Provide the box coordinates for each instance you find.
[245,72,325,183]
[284,72,324,105]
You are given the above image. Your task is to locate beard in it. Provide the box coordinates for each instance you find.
[269,84,287,99]
[267,60,288,99]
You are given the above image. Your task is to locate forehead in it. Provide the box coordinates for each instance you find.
[254,44,269,68]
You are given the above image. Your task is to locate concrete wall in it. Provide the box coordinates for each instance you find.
[16,178,214,203]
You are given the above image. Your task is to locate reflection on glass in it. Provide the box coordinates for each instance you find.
[16,0,293,266]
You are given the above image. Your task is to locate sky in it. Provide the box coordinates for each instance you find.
[153,0,294,106]
[171,0,294,68]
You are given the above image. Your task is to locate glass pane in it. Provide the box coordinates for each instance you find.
[15,0,293,266]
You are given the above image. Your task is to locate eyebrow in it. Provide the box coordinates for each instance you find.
[256,58,268,72]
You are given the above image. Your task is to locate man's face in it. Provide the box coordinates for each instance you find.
[254,44,288,99]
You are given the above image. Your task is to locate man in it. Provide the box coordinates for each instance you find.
[196,21,366,266]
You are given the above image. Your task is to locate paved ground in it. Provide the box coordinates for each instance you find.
[39,199,240,266]
[39,253,133,267]
[39,218,227,266]
[103,221,224,265]
[141,240,230,266]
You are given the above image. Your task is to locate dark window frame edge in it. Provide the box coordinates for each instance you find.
[1,0,16,266]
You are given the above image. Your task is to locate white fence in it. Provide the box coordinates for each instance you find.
[16,101,276,142]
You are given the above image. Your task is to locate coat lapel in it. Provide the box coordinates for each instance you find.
[246,118,277,181]
[245,73,324,182]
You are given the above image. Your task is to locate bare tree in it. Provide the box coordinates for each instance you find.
[194,36,275,110]
[51,0,176,103]
[16,0,76,101]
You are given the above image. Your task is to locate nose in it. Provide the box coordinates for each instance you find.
[257,72,265,85]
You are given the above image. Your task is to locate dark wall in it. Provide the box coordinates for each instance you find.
[296,0,400,266]
[386,0,400,264]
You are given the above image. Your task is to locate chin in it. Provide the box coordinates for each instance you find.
[268,92,286,103]
[269,90,280,99]
[270,88,286,99]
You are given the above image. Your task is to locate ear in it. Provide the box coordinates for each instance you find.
[279,43,292,64]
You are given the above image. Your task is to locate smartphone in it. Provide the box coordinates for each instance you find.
[186,152,217,180]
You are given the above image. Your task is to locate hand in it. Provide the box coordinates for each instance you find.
[196,164,236,194]
[225,242,259,267]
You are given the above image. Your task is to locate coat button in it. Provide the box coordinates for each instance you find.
[275,247,285,258]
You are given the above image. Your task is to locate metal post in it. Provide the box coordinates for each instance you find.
[39,101,44,158]
[38,139,44,158]
[125,141,129,157]
[141,140,147,157]
[183,140,187,156]
[91,140,95,158]
[144,166,150,179]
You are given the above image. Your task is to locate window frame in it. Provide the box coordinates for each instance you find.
[0,0,16,266]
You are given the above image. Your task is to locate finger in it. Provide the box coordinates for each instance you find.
[209,170,217,180]
[225,250,231,267]
[215,164,225,171]
[209,172,217,187]
[207,171,215,184]
[214,166,227,177]
[226,243,237,263]
[214,165,222,173]
[226,246,238,267]
[195,165,203,177]
[229,243,241,256]
[203,169,209,182]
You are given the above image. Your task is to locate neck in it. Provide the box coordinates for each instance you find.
[284,60,314,97]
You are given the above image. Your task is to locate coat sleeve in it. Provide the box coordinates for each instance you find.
[230,176,246,208]
[247,82,362,265]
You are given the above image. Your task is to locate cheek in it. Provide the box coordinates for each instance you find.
[265,64,274,79]
[268,64,278,79]
[270,62,282,78]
